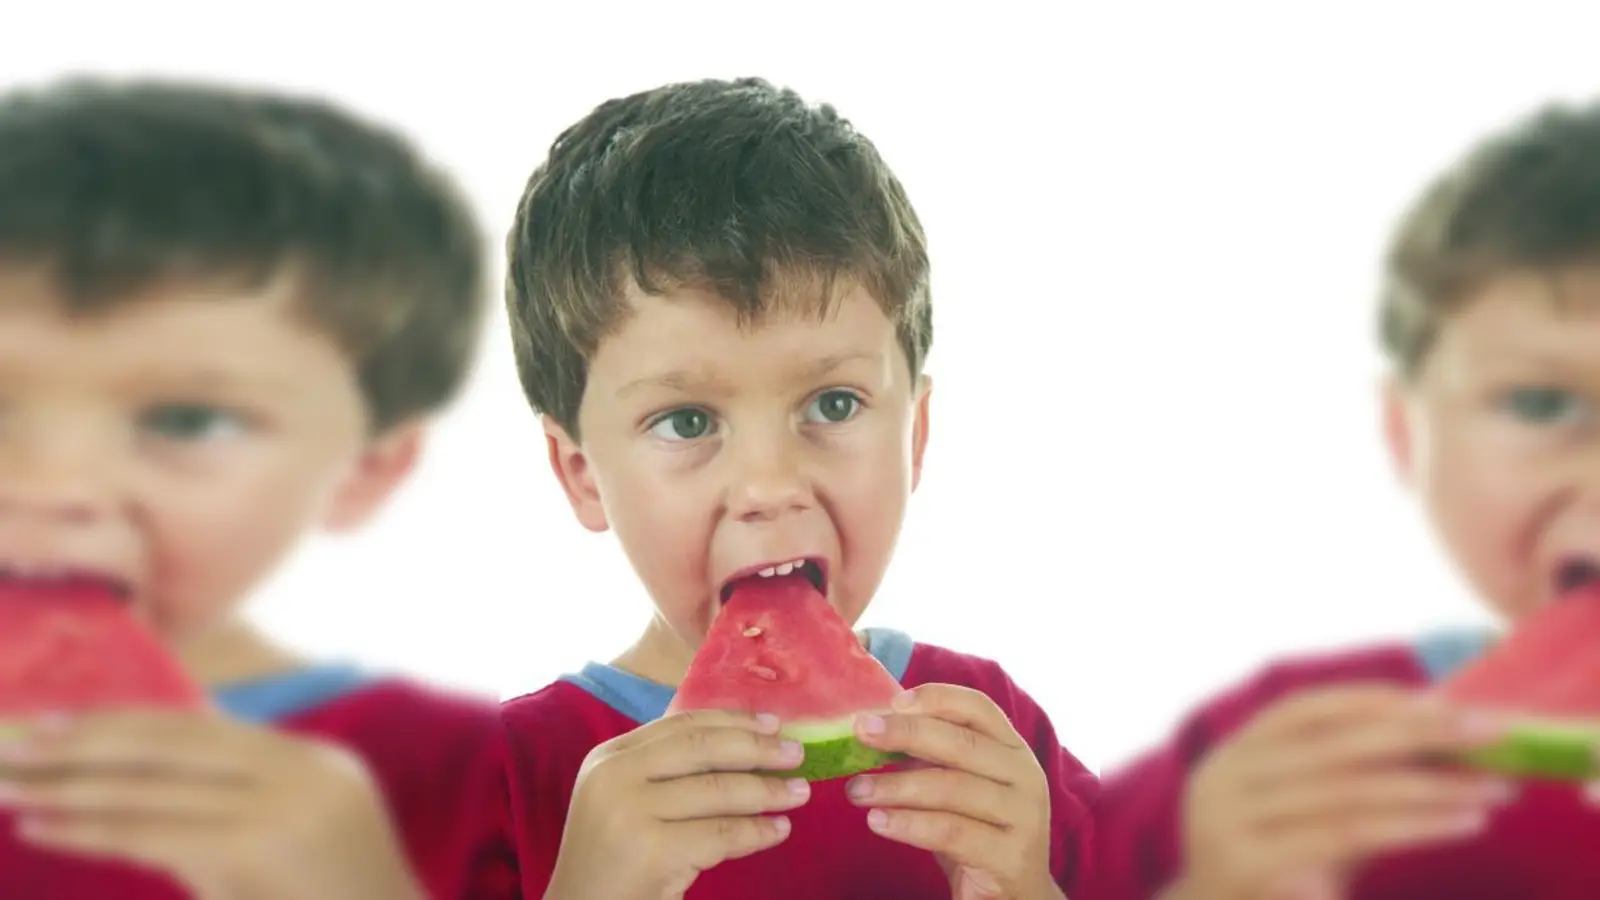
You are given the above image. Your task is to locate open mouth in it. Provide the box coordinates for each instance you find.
[719,557,828,604]
[0,566,133,602]
[1555,557,1600,598]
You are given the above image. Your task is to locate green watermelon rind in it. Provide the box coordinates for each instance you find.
[769,720,904,782]
[1454,717,1600,780]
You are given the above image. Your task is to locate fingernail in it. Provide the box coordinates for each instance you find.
[891,690,916,711]
[858,714,885,735]
[756,713,781,733]
[1482,780,1516,803]
[780,740,803,762]
[847,777,872,800]
[866,808,889,831]
[1451,810,1487,833]
[787,778,810,797]
[773,815,791,837]
[1458,713,1503,741]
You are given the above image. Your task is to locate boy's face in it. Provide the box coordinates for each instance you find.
[1385,267,1600,622]
[0,268,421,655]
[546,282,930,666]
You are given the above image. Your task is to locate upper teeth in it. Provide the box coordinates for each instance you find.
[756,559,809,578]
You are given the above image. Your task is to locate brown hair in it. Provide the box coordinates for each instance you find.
[0,78,487,432]
[505,77,932,436]
[1380,100,1600,377]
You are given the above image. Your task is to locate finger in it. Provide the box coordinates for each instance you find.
[16,813,210,874]
[1243,708,1502,786]
[638,726,803,781]
[889,685,1027,750]
[3,712,257,781]
[678,814,793,867]
[857,713,1017,785]
[845,768,1014,828]
[1269,805,1489,868]
[1243,684,1439,743]
[1247,770,1513,828]
[0,772,250,823]
[610,708,782,753]
[648,772,811,820]
[864,806,1007,870]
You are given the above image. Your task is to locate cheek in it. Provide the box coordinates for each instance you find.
[1416,417,1555,609]
[599,454,713,607]
[824,428,913,613]
[139,450,349,629]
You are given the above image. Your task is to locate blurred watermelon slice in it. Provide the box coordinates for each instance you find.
[0,580,204,734]
[1441,584,1600,780]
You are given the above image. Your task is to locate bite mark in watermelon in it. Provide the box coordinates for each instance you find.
[1439,583,1600,780]
[665,569,905,782]
[0,579,205,737]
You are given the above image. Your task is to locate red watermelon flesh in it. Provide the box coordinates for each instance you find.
[0,579,204,733]
[666,572,904,781]
[1440,583,1600,779]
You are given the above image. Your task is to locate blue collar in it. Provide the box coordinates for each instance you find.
[1411,627,1497,682]
[209,663,371,723]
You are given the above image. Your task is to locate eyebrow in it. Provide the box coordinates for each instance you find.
[616,351,885,399]
[137,368,306,398]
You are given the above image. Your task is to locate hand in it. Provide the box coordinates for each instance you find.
[545,708,810,900]
[844,684,1060,900]
[1177,684,1515,900]
[0,710,421,900]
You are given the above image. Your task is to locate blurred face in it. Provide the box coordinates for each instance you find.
[545,283,930,680]
[0,268,421,668]
[1385,267,1600,623]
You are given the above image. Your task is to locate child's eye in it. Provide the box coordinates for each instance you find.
[804,390,862,425]
[140,404,247,442]
[1504,387,1587,425]
[648,407,717,442]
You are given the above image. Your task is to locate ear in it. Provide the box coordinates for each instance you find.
[322,418,427,532]
[544,415,610,533]
[910,374,932,492]
[1381,374,1417,487]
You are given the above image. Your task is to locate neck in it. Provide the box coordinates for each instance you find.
[612,616,694,686]
[172,619,308,688]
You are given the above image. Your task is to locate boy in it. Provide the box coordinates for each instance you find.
[1093,101,1600,899]
[497,77,1099,899]
[0,78,514,898]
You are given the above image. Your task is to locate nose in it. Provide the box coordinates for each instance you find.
[0,422,118,528]
[725,434,815,524]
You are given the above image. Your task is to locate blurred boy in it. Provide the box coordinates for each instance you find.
[1095,101,1600,899]
[496,77,1099,899]
[0,78,513,899]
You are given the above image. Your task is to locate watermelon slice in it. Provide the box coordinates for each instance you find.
[0,579,204,736]
[1439,585,1600,780]
[665,571,904,782]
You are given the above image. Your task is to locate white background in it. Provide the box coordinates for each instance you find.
[6,1,1599,772]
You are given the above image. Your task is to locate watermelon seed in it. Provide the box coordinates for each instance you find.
[743,626,762,638]
[748,664,778,681]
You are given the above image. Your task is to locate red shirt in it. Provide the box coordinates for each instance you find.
[0,671,517,899]
[1092,629,1600,899]
[498,628,1099,899]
